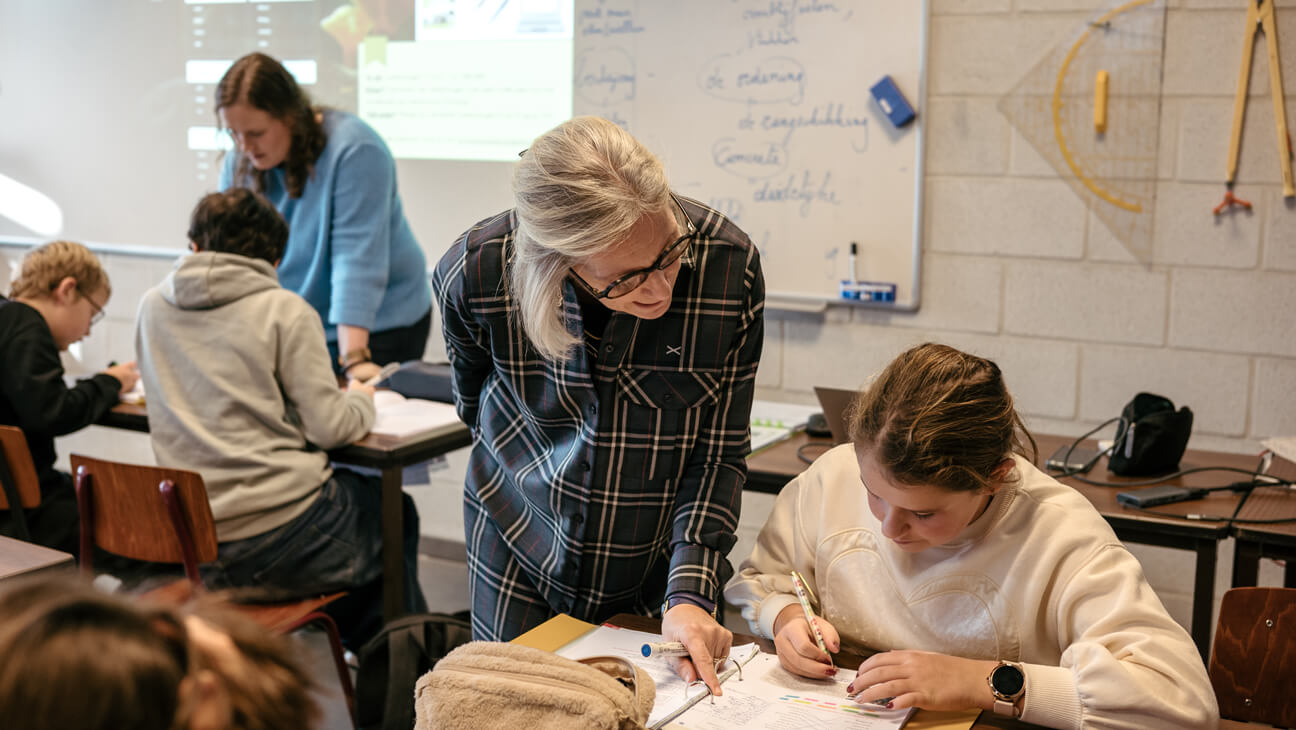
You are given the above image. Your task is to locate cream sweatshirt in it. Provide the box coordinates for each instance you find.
[724,444,1218,729]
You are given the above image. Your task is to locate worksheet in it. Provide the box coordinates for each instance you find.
[557,625,914,729]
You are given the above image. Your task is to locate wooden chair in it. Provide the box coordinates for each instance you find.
[0,426,41,542]
[70,454,357,722]
[1208,586,1296,727]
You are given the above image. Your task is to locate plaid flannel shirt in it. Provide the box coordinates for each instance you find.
[432,196,764,621]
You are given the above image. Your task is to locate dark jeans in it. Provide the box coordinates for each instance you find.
[200,468,427,648]
[329,307,432,375]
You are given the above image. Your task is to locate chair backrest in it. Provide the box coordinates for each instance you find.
[0,426,41,510]
[1208,586,1296,726]
[69,454,219,583]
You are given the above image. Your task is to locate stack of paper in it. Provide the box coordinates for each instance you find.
[119,380,145,405]
[370,390,461,438]
[1261,436,1296,466]
[749,400,821,453]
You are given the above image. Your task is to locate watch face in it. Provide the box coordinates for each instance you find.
[992,664,1025,696]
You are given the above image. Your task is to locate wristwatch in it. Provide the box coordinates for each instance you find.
[661,595,717,619]
[338,346,372,371]
[987,660,1025,717]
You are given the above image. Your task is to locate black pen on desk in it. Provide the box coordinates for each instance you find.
[849,242,858,283]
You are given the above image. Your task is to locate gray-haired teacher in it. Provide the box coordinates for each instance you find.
[432,116,765,693]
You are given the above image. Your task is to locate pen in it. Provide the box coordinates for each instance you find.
[362,362,401,387]
[790,570,831,663]
[849,242,858,284]
[641,641,691,658]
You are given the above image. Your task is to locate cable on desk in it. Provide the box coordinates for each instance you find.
[1119,453,1296,523]
[797,442,833,465]
[1050,418,1119,480]
[1050,423,1295,490]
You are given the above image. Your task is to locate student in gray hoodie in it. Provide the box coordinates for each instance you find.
[135,188,427,646]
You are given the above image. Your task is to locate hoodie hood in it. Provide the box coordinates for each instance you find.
[161,252,280,310]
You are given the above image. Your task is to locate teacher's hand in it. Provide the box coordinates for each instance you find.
[661,603,733,696]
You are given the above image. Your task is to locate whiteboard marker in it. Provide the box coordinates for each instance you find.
[641,641,690,658]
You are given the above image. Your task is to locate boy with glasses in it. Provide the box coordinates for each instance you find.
[0,241,139,552]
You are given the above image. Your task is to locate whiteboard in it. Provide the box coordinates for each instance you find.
[0,0,926,308]
[572,0,929,307]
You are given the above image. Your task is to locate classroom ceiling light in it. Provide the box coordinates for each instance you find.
[0,172,64,237]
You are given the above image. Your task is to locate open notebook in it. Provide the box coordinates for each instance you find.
[370,390,462,438]
[555,624,917,729]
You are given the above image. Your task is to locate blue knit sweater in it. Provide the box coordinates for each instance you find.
[220,110,430,340]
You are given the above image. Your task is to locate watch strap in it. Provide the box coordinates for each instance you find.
[993,698,1018,717]
[661,593,717,618]
[339,346,372,370]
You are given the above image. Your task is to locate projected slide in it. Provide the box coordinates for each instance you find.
[358,0,573,161]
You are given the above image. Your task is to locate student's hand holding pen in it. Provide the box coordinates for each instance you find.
[346,378,376,398]
[103,361,140,393]
[660,603,733,696]
[772,602,841,679]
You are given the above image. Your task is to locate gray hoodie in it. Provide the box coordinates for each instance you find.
[135,252,375,541]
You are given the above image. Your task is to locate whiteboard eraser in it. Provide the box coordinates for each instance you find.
[869,76,916,128]
[839,280,897,302]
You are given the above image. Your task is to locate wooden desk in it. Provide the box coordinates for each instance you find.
[100,403,473,620]
[1230,454,1296,588]
[746,431,829,493]
[0,535,74,583]
[746,432,1262,660]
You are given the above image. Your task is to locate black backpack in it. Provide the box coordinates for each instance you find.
[355,611,473,730]
[1107,393,1193,476]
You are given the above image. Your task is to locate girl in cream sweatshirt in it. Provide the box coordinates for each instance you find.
[725,343,1217,729]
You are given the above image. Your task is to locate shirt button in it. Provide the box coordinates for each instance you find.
[570,513,584,526]
[580,461,591,472]
[663,393,673,402]
[604,344,614,354]
[588,403,597,416]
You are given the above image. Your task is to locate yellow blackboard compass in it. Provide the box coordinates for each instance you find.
[1215,0,1294,215]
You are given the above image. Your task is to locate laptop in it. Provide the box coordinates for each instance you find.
[813,386,859,444]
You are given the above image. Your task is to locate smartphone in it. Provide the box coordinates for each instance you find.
[1046,444,1099,473]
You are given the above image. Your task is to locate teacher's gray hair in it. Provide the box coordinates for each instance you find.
[510,116,672,361]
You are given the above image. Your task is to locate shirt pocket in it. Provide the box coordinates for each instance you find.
[612,369,721,482]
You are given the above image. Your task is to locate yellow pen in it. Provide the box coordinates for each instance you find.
[790,570,831,663]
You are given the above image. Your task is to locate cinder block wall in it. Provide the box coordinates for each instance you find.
[6,0,1292,635]
[739,0,1296,631]
[756,0,1296,456]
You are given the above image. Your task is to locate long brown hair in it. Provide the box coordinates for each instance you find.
[181,598,320,730]
[848,343,1038,492]
[216,52,326,199]
[0,577,190,730]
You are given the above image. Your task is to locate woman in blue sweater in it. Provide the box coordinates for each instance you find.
[216,52,431,382]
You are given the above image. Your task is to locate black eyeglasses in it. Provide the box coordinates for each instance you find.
[77,287,106,325]
[570,194,696,300]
